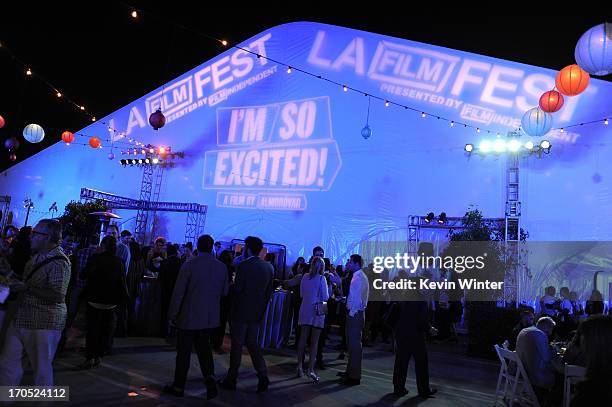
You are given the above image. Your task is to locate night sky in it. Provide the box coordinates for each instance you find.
[1,4,609,171]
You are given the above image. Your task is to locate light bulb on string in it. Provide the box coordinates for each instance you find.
[26,68,32,76]
[421,112,426,118]
[605,119,609,125]
[131,10,138,18]
[286,66,292,74]
[56,92,62,98]
[343,85,348,92]
[361,96,372,140]
[221,40,228,46]
[385,101,389,107]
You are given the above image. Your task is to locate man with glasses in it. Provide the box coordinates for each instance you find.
[0,219,71,386]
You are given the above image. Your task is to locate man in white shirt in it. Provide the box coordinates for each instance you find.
[338,254,369,385]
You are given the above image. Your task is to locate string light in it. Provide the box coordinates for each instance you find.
[343,85,348,92]
[221,40,228,46]
[286,66,292,74]
[476,128,480,133]
[80,106,85,111]
[450,121,455,127]
[26,68,32,76]
[605,119,609,125]
[421,112,426,118]
[56,92,62,98]
[91,117,96,122]
[131,10,138,18]
[384,100,390,107]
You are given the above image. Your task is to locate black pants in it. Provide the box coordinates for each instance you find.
[173,328,214,389]
[211,298,230,349]
[86,305,117,359]
[393,337,430,394]
[226,321,267,382]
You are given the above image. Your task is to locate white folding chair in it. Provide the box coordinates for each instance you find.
[563,364,586,407]
[493,345,541,407]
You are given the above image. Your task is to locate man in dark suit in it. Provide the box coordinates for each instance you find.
[392,279,438,398]
[159,244,182,337]
[219,236,274,393]
[163,235,229,400]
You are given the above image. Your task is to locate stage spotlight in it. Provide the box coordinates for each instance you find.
[152,157,159,164]
[465,144,474,153]
[145,158,150,164]
[425,212,435,223]
[479,140,491,153]
[131,159,137,165]
[493,139,506,153]
[138,159,143,164]
[524,141,534,151]
[438,212,447,224]
[508,139,521,152]
[540,140,551,149]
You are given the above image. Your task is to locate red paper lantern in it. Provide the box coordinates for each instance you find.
[539,90,564,113]
[149,109,166,130]
[555,64,590,96]
[0,115,5,129]
[61,131,74,145]
[89,136,101,149]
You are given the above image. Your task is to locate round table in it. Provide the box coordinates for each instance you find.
[258,290,293,348]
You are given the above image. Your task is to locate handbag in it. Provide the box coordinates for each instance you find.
[314,275,328,316]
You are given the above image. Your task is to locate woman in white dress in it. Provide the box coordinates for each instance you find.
[296,256,329,382]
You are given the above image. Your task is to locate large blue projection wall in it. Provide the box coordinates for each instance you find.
[1,22,611,261]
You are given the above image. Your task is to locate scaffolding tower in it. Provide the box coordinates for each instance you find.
[80,188,207,244]
[504,131,522,304]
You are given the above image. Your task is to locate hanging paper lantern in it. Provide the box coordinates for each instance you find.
[539,90,564,113]
[108,152,115,160]
[0,115,5,129]
[89,136,101,149]
[23,123,45,143]
[61,131,74,145]
[521,107,553,137]
[149,109,166,130]
[555,64,590,96]
[4,136,20,151]
[9,153,16,161]
[574,23,612,76]
[361,124,372,139]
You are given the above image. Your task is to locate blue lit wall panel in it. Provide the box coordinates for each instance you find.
[2,22,611,261]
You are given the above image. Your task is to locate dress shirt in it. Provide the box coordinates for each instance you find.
[346,269,369,317]
[516,326,560,389]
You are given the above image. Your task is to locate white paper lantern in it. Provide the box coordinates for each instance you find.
[23,123,45,143]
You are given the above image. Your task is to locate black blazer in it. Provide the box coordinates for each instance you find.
[230,257,274,323]
[81,252,128,305]
[395,300,430,342]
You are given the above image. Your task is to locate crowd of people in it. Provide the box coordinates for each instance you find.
[0,221,611,406]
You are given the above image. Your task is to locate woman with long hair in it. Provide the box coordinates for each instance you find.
[296,256,329,382]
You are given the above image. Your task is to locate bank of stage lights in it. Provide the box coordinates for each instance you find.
[464,139,552,156]
[118,145,184,168]
[424,212,447,224]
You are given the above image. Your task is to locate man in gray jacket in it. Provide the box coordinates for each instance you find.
[163,235,229,400]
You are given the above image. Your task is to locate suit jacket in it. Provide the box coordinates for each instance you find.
[395,300,430,343]
[231,256,274,323]
[168,252,229,330]
[81,252,128,305]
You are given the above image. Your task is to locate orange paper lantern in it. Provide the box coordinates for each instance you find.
[61,131,74,145]
[539,90,564,113]
[555,64,590,96]
[89,136,101,149]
